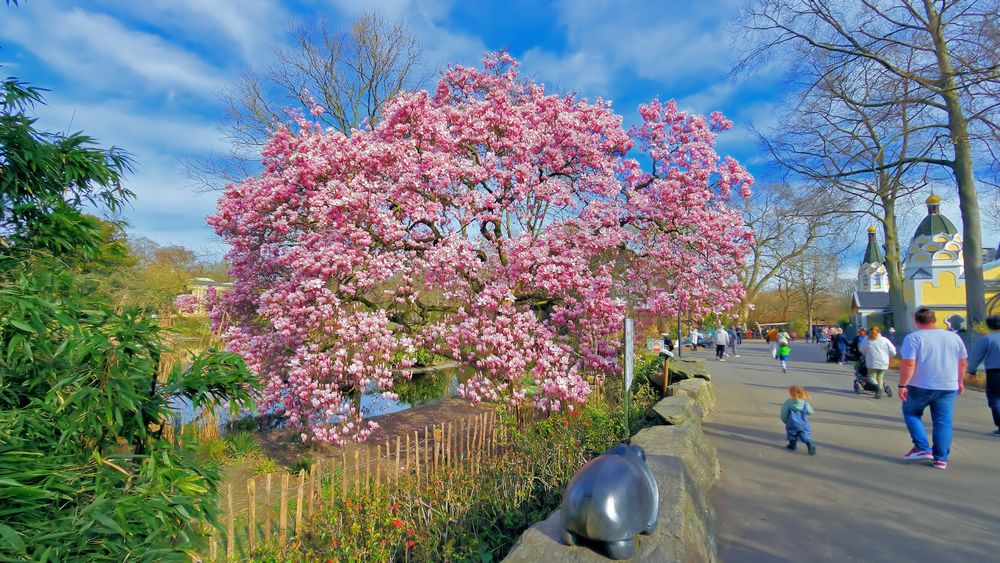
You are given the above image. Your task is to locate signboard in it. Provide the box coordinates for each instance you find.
[645,338,662,353]
[624,318,635,391]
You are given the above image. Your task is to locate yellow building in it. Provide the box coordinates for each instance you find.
[852,194,1000,332]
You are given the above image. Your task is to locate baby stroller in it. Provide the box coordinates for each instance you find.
[852,358,892,397]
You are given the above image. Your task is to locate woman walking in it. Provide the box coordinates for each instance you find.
[861,327,897,399]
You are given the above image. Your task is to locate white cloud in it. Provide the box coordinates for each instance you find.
[520,48,614,97]
[1,6,225,97]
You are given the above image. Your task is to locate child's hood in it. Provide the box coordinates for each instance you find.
[787,399,809,410]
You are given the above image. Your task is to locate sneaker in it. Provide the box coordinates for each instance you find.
[735,355,741,358]
[903,448,933,461]
[932,460,947,470]
[719,358,726,362]
[992,429,1000,436]
[786,442,796,450]
[782,366,787,373]
[807,443,817,455]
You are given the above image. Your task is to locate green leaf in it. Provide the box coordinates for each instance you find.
[0,523,26,554]
[9,319,36,334]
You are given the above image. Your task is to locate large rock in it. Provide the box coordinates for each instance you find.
[504,408,722,563]
[667,357,711,382]
[651,396,698,426]
[631,424,720,492]
[669,378,717,416]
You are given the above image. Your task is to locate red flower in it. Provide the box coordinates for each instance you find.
[331,539,338,548]
[390,503,398,511]
[392,519,405,528]
[406,540,415,548]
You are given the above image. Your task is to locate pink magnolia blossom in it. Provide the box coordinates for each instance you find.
[209,52,753,443]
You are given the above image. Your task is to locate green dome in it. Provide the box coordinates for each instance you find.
[913,211,958,237]
[913,194,958,237]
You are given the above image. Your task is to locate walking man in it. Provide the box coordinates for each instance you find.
[713,326,729,361]
[898,307,968,470]
[967,315,1000,436]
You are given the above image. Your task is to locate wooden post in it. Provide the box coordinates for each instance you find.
[354,451,361,497]
[226,484,234,559]
[307,464,316,517]
[341,451,348,500]
[264,473,272,542]
[447,422,454,467]
[433,425,440,472]
[395,436,401,481]
[247,478,256,554]
[405,433,412,478]
[279,473,289,545]
[465,417,472,467]
[424,425,430,477]
[209,527,218,561]
[295,469,306,538]
[415,430,422,485]
[364,447,371,495]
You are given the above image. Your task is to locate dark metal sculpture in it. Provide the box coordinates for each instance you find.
[560,444,659,560]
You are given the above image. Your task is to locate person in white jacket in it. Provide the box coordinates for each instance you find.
[713,327,730,361]
[861,327,897,399]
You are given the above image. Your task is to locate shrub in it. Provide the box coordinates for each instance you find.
[251,457,280,476]
[289,455,314,474]
[196,438,229,463]
[225,432,262,460]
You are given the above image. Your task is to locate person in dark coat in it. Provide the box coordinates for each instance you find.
[832,329,848,365]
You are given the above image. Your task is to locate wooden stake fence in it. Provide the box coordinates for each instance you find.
[202,409,526,560]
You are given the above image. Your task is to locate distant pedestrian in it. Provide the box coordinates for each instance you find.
[781,385,816,455]
[967,315,1000,436]
[832,329,848,364]
[778,329,790,346]
[778,341,791,373]
[689,327,701,351]
[767,327,779,358]
[889,326,897,343]
[736,326,744,346]
[727,326,739,358]
[714,327,729,361]
[861,327,896,399]
[898,307,968,470]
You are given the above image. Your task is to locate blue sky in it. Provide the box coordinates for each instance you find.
[1,0,995,265]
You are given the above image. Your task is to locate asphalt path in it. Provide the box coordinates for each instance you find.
[698,340,1000,562]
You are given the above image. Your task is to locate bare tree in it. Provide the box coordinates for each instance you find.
[192,12,428,188]
[759,55,936,327]
[737,183,845,323]
[781,250,843,337]
[737,0,1000,327]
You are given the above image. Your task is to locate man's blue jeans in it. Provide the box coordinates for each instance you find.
[902,386,957,461]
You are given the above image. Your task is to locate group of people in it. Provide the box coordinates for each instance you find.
[780,309,1000,470]
[763,327,792,372]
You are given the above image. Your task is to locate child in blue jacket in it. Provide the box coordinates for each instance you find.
[781,385,816,455]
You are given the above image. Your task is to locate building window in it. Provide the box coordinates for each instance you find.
[874,274,882,287]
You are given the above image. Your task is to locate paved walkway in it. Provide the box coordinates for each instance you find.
[698,340,1000,562]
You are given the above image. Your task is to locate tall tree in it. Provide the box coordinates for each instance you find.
[193,12,427,187]
[758,57,935,328]
[738,0,1000,327]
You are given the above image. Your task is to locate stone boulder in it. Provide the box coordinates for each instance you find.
[651,396,698,426]
[669,378,717,416]
[667,357,710,382]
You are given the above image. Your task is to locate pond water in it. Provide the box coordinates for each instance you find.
[171,364,467,429]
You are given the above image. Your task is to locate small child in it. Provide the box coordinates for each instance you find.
[780,385,816,455]
[778,342,791,373]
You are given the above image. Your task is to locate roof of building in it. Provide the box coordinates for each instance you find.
[853,291,890,310]
[913,201,958,237]
[862,227,884,264]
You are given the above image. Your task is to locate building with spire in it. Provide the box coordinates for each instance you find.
[851,193,1000,332]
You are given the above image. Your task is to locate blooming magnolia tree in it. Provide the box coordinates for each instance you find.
[209,53,753,443]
